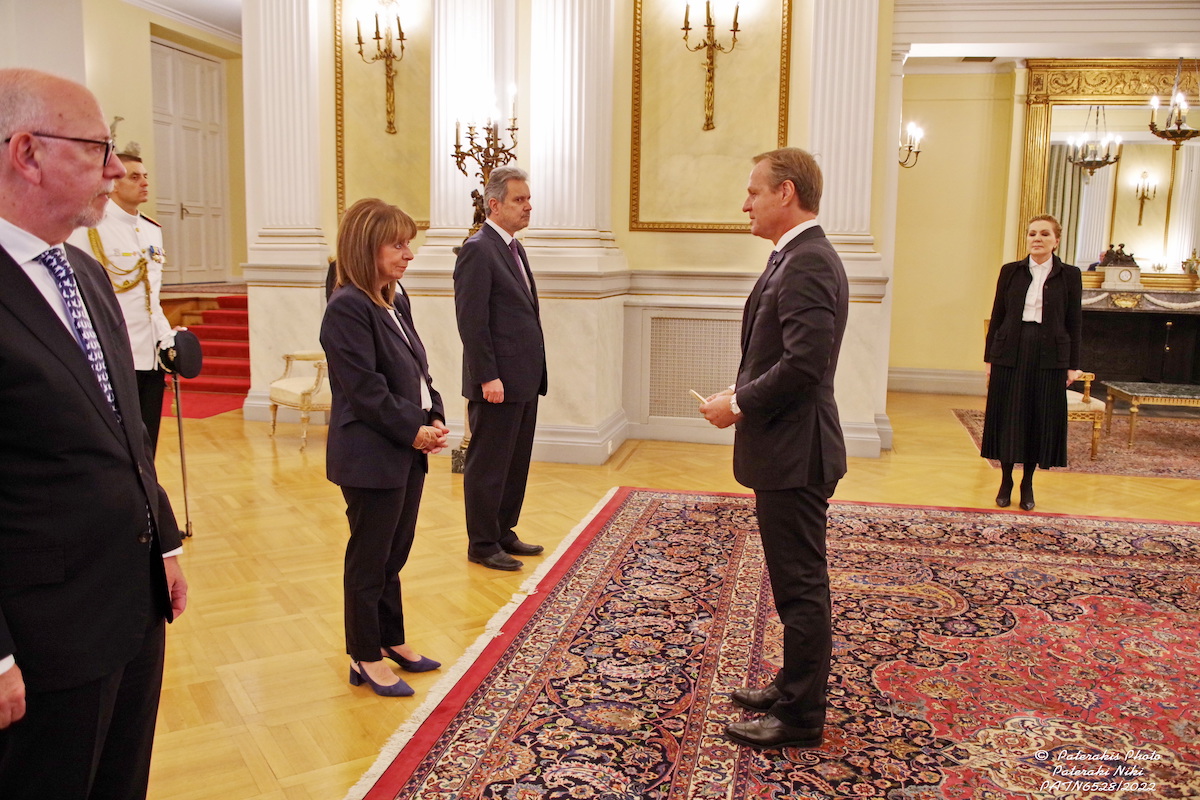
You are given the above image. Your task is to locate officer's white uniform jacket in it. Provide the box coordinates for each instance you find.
[69,204,173,371]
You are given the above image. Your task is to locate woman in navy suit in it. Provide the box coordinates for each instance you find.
[982,214,1082,511]
[320,199,449,696]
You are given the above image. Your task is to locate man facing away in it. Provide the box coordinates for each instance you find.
[453,165,547,571]
[69,148,175,452]
[701,147,848,749]
[0,68,188,799]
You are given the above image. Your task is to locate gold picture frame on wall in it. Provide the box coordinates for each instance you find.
[1020,59,1197,255]
[630,0,792,232]
[334,0,431,226]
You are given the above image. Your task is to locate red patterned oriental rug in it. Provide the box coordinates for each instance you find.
[953,408,1200,480]
[346,488,1200,800]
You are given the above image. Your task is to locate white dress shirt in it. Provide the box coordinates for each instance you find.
[1022,256,1053,323]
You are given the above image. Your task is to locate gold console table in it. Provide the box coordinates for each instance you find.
[1102,381,1200,447]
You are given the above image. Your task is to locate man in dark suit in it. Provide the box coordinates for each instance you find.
[453,165,547,571]
[0,68,188,799]
[702,147,848,749]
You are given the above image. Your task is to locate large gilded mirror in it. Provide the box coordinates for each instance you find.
[1021,60,1199,283]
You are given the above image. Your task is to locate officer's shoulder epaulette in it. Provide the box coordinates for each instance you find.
[140,213,162,228]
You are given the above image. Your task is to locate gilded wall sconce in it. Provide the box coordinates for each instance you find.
[681,2,740,131]
[898,122,923,168]
[1135,172,1157,226]
[356,13,406,134]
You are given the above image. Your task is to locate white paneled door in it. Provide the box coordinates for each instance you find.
[151,40,230,284]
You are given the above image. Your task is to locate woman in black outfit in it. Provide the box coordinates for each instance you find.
[320,199,450,696]
[982,214,1082,511]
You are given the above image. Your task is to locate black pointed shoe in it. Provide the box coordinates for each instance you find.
[725,716,823,749]
[730,685,783,712]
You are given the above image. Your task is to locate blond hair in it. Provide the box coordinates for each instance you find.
[752,147,823,215]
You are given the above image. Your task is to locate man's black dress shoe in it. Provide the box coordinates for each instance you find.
[725,716,823,749]
[502,539,544,556]
[730,685,782,711]
[468,551,523,571]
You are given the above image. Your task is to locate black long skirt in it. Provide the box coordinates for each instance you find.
[981,322,1068,468]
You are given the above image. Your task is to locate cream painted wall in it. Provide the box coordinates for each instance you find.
[610,0,789,273]
[891,71,1015,373]
[337,0,431,224]
[79,0,246,275]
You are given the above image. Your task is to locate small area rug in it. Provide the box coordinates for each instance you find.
[347,488,1200,800]
[953,408,1200,480]
[162,390,244,419]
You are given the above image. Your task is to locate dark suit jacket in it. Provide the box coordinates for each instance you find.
[453,224,547,403]
[0,243,182,693]
[320,285,444,489]
[984,255,1082,369]
[733,226,849,491]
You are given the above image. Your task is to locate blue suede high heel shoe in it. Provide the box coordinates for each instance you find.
[381,645,441,673]
[349,661,414,696]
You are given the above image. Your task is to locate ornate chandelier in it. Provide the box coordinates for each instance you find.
[1067,106,1120,176]
[1148,58,1200,150]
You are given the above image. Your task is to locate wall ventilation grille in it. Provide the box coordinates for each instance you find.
[648,317,741,418]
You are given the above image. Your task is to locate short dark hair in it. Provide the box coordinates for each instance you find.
[336,198,418,308]
[752,147,822,215]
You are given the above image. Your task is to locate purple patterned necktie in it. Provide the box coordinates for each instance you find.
[509,238,531,292]
[38,248,121,420]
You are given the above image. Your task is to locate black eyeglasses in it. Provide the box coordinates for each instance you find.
[3,132,116,165]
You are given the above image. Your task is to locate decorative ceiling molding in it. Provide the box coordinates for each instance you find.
[894,0,1200,59]
[120,0,242,43]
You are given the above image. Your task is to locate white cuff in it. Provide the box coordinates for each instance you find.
[0,655,14,675]
[729,393,741,417]
[162,547,183,559]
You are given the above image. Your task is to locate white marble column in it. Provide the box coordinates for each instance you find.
[241,0,331,420]
[1166,147,1200,269]
[801,0,887,454]
[522,0,626,274]
[417,0,509,267]
[0,1,85,78]
[810,0,878,251]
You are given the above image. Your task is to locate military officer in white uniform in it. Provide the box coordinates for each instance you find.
[69,149,175,452]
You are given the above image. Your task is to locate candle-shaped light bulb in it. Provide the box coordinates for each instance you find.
[732,4,739,32]
[356,19,363,47]
[397,16,404,41]
[374,13,380,40]
[456,119,461,148]
[683,3,690,31]
[706,0,712,28]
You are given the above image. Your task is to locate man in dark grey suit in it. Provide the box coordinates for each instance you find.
[702,147,848,749]
[0,68,188,799]
[453,165,547,571]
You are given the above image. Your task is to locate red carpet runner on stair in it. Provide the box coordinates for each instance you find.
[162,294,249,418]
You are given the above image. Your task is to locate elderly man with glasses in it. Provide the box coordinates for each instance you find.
[0,68,188,800]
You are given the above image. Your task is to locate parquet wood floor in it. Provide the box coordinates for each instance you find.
[145,392,1200,799]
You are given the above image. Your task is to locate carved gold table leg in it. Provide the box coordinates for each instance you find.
[1127,401,1139,447]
